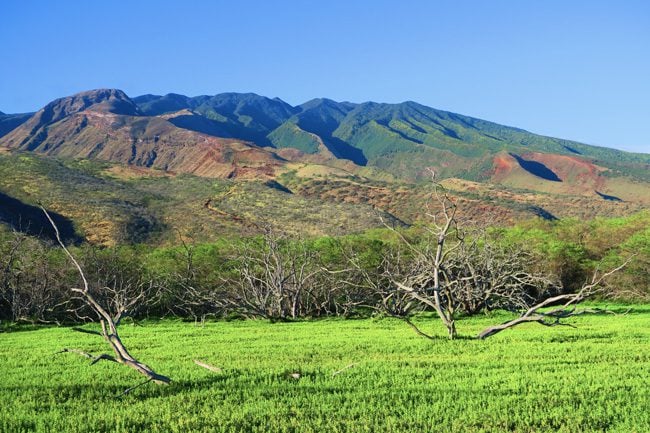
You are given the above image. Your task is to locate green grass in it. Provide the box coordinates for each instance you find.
[2,306,650,433]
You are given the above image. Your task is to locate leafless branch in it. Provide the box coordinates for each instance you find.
[41,206,171,385]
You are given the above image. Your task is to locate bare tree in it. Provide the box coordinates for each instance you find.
[75,246,165,324]
[377,176,463,339]
[0,231,70,324]
[446,231,558,315]
[227,229,326,321]
[42,207,170,386]
[373,173,559,340]
[0,231,29,322]
[170,238,230,324]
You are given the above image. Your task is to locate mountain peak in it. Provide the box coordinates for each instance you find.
[73,88,128,99]
[35,88,140,124]
[67,88,139,114]
[299,98,341,110]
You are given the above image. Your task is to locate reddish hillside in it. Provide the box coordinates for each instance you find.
[486,151,643,202]
[0,90,284,179]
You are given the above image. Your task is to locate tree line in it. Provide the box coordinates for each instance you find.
[1,210,646,328]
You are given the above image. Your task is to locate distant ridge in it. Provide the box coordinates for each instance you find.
[1,88,648,244]
[1,88,648,190]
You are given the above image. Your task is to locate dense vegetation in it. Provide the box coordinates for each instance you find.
[2,310,650,433]
[1,211,647,325]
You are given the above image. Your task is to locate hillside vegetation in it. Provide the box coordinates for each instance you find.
[0,152,396,245]
[1,209,648,325]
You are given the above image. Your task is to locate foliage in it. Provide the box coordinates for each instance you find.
[0,210,648,324]
[496,211,650,295]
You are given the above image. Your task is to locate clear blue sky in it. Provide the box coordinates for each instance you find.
[1,0,648,153]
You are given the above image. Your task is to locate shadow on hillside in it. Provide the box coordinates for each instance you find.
[0,191,81,244]
[563,145,582,155]
[595,191,623,202]
[528,206,558,221]
[324,136,368,166]
[510,153,562,182]
[296,117,368,166]
[375,119,425,145]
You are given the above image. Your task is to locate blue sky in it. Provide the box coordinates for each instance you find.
[1,0,648,153]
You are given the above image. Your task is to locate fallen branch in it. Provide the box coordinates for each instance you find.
[117,378,153,397]
[194,360,222,373]
[402,317,436,340]
[332,363,358,377]
[476,258,633,339]
[42,206,171,385]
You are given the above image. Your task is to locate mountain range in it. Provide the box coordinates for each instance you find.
[0,89,648,244]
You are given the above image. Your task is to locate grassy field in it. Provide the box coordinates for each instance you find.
[2,307,650,433]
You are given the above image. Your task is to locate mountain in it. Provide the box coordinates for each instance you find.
[1,88,648,245]
[6,88,646,182]
[0,89,284,179]
[289,100,650,181]
[129,92,649,189]
[135,92,297,146]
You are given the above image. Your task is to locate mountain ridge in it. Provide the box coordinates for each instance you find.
[1,88,648,191]
[0,88,648,244]
[0,89,285,179]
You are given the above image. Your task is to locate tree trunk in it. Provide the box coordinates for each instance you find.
[446,319,457,339]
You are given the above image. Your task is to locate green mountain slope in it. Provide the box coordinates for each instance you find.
[131,91,649,183]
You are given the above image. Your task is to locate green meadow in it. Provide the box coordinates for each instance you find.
[2,306,650,433]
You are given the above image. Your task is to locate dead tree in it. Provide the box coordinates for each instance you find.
[477,258,633,339]
[153,234,229,324]
[447,232,558,315]
[0,231,69,323]
[374,172,558,340]
[379,174,463,339]
[0,231,28,322]
[227,229,326,321]
[42,207,170,386]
